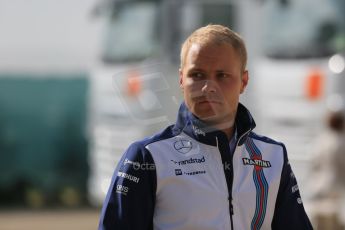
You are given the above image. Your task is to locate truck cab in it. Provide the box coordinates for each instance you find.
[253,0,345,204]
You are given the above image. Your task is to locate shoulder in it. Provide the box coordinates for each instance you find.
[249,132,283,146]
[124,125,177,160]
[248,132,288,158]
[114,125,177,181]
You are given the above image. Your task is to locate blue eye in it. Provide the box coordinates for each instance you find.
[217,73,230,78]
[190,72,204,79]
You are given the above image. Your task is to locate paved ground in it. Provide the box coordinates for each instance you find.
[0,209,100,230]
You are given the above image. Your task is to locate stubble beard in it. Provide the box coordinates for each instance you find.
[193,103,236,132]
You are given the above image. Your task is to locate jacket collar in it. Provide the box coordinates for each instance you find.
[173,102,256,146]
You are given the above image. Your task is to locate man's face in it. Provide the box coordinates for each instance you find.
[179,43,248,127]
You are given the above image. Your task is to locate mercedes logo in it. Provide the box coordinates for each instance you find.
[174,139,193,154]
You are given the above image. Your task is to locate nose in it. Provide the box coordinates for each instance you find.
[201,80,217,94]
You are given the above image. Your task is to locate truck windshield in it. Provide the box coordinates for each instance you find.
[262,0,345,59]
[102,1,159,63]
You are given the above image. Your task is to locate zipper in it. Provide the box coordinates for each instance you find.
[230,201,234,230]
[227,128,252,230]
[216,135,235,230]
[237,129,251,146]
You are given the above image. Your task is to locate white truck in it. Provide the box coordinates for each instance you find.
[252,0,345,205]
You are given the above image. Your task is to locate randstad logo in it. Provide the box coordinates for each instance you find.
[242,158,271,168]
[171,156,205,165]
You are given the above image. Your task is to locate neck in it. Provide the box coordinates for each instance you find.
[222,126,235,140]
[216,123,235,140]
[203,119,235,140]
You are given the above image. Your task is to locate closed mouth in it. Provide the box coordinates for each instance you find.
[198,100,221,105]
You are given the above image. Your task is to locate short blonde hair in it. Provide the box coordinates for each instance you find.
[180,24,247,72]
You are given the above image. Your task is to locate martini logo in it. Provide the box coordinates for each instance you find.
[242,158,271,168]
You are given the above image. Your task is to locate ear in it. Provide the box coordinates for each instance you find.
[240,70,249,94]
[179,68,184,91]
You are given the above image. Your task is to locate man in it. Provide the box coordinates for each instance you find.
[99,25,313,230]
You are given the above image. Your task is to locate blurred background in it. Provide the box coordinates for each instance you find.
[0,0,344,229]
